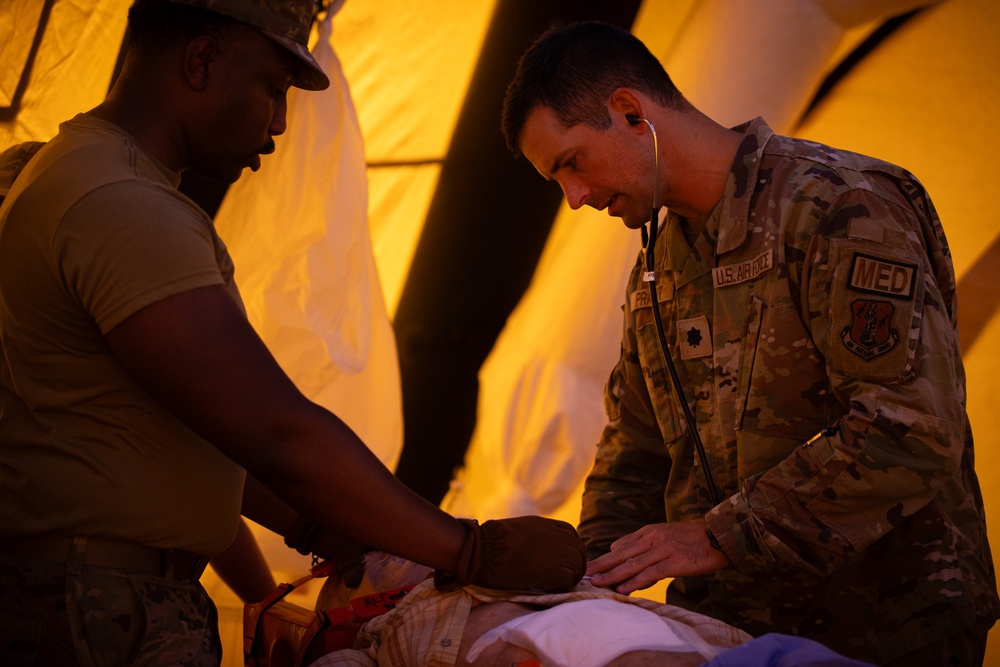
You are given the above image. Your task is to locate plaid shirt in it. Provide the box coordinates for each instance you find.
[310,577,750,666]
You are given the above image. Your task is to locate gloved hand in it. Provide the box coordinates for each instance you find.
[283,515,365,588]
[434,516,586,593]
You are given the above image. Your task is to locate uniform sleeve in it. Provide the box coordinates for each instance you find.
[579,262,670,560]
[56,180,226,333]
[705,182,968,575]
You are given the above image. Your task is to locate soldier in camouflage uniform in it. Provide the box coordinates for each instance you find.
[502,21,999,667]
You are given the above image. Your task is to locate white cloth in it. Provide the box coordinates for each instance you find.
[464,598,723,667]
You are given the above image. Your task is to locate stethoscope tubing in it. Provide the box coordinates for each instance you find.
[637,117,722,508]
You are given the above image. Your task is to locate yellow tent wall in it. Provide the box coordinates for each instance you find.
[3,0,999,665]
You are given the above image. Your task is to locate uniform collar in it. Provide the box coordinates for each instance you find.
[715,117,775,255]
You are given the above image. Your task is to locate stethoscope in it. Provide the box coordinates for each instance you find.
[625,113,722,507]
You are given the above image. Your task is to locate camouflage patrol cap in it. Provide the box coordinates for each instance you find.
[163,0,330,90]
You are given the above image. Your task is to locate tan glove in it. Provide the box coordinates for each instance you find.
[283,515,365,588]
[434,516,586,593]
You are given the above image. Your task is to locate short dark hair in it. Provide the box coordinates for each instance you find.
[126,0,256,57]
[501,21,686,158]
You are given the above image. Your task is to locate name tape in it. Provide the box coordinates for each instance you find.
[630,281,673,311]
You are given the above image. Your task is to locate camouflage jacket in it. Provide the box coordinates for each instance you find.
[579,117,999,663]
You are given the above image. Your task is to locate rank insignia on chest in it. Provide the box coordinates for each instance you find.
[841,299,898,360]
[677,315,712,359]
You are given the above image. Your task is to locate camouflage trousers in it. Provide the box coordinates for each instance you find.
[0,553,222,666]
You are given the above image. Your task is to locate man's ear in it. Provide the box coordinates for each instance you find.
[183,36,219,91]
[609,87,645,127]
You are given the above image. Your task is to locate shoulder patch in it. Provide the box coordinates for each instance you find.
[847,253,917,300]
[840,299,898,360]
[828,241,922,381]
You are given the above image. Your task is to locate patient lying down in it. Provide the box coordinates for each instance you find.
[309,552,873,667]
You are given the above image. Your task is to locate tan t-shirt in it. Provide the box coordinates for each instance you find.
[0,113,245,556]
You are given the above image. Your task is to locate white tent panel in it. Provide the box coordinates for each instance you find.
[332,0,496,314]
[666,0,941,130]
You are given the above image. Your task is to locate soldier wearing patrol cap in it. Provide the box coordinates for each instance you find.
[502,20,999,667]
[0,1,586,664]
[162,0,330,91]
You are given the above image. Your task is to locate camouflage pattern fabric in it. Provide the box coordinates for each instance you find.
[579,117,999,665]
[882,618,991,667]
[166,0,315,42]
[163,0,328,90]
[0,553,221,666]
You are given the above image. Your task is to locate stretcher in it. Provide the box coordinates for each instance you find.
[243,560,414,667]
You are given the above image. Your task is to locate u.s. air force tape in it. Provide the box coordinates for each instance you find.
[712,250,773,288]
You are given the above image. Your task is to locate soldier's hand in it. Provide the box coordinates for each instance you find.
[283,515,365,588]
[434,516,586,593]
[586,520,730,595]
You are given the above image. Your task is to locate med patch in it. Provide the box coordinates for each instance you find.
[829,245,922,380]
[846,253,917,299]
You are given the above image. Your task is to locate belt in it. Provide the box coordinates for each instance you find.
[0,536,209,581]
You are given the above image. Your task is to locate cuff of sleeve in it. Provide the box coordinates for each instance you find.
[705,492,776,573]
